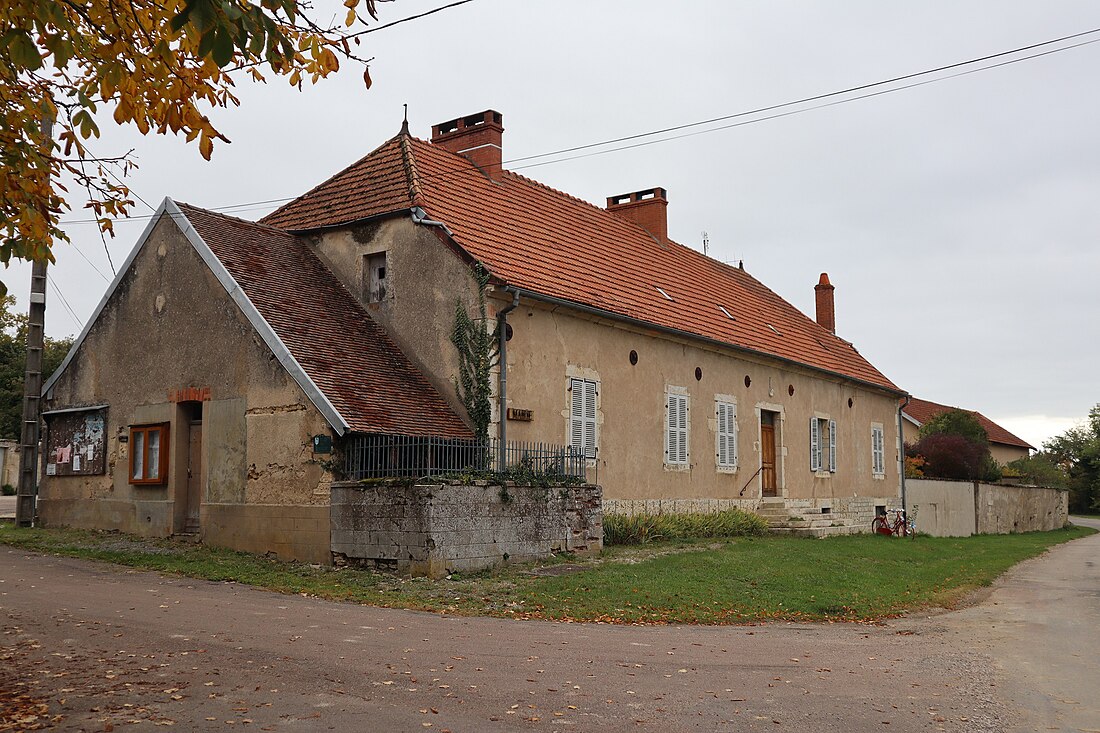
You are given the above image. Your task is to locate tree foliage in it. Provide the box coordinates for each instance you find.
[1,0,382,294]
[451,265,497,444]
[909,408,999,481]
[0,295,73,438]
[1003,453,1068,489]
[919,408,989,444]
[1042,405,1100,513]
[906,434,1000,482]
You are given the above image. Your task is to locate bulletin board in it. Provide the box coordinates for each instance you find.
[44,408,107,477]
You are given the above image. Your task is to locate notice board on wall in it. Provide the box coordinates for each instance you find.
[45,408,107,477]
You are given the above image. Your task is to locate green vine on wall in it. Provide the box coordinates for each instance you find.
[451,264,497,444]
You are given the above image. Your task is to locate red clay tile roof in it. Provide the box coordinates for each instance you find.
[903,397,1033,449]
[177,202,472,438]
[262,134,902,394]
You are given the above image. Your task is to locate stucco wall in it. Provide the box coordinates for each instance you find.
[38,214,334,562]
[311,217,480,425]
[495,298,902,506]
[330,480,603,577]
[906,479,977,537]
[906,478,1068,536]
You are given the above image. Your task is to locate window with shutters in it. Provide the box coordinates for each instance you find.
[809,416,836,474]
[715,399,737,470]
[871,424,886,477]
[568,378,598,460]
[665,390,689,467]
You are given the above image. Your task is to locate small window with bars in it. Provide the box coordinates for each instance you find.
[810,416,836,473]
[666,391,689,466]
[569,378,598,460]
[715,400,737,469]
[871,424,886,476]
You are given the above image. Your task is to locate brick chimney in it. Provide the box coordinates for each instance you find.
[430,110,504,181]
[815,272,835,333]
[606,188,668,243]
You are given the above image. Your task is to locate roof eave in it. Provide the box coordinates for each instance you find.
[45,198,353,436]
[506,286,907,398]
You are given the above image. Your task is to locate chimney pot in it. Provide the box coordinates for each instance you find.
[815,272,836,333]
[606,187,669,243]
[430,109,504,181]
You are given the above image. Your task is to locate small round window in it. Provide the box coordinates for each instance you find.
[629,350,638,365]
[744,375,751,388]
[695,367,703,381]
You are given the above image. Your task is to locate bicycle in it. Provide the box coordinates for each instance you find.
[872,509,911,537]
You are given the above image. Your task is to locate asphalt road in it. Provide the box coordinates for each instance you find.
[1,521,1097,732]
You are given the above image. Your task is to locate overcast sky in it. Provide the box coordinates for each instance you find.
[7,0,1098,448]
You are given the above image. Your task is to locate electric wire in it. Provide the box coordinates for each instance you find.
[57,26,1100,226]
[46,275,83,331]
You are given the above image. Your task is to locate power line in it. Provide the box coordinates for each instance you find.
[514,37,1100,171]
[507,26,1100,165]
[346,0,476,37]
[47,275,83,331]
[57,26,1100,227]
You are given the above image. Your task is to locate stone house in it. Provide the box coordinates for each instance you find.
[38,108,908,561]
[902,396,1033,466]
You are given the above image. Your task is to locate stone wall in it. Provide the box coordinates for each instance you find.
[604,495,900,532]
[330,481,602,578]
[907,478,1069,537]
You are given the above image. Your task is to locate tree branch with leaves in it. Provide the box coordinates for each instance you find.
[1,0,386,294]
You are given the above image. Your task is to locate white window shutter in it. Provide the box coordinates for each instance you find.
[667,393,688,465]
[583,380,597,459]
[810,417,820,472]
[569,380,584,453]
[716,404,728,466]
[730,402,737,467]
[829,419,837,473]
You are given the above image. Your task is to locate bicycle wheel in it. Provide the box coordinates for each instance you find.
[871,516,890,535]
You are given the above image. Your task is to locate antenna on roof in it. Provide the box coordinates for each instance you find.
[701,231,709,257]
[738,258,744,270]
[400,103,409,135]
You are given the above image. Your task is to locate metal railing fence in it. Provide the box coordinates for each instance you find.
[342,433,587,481]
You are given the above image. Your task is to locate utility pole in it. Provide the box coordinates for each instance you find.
[15,113,53,528]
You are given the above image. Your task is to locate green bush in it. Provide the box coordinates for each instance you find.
[604,508,768,545]
[1,484,15,496]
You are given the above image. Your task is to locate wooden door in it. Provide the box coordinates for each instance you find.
[760,423,777,497]
[184,421,202,533]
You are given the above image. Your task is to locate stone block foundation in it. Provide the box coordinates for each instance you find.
[330,480,602,578]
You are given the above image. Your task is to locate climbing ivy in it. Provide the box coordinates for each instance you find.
[451,264,497,443]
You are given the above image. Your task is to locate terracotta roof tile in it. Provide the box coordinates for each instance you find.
[262,134,902,394]
[178,202,471,438]
[903,397,1033,449]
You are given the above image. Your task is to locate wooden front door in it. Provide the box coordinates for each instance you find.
[184,421,202,533]
[760,417,778,497]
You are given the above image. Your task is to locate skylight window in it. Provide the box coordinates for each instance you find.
[655,287,673,301]
[718,305,735,320]
[767,324,782,335]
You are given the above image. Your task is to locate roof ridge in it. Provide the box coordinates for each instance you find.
[259,133,410,225]
[399,134,424,206]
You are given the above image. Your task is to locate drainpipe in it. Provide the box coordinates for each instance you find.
[497,289,520,469]
[898,394,911,514]
[410,206,453,236]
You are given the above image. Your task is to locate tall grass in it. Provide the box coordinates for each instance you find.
[604,508,768,545]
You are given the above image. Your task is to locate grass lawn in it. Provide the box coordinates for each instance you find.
[0,523,1093,624]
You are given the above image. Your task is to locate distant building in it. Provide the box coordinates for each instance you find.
[902,397,1033,465]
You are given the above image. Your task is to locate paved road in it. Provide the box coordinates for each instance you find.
[1,521,1096,732]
